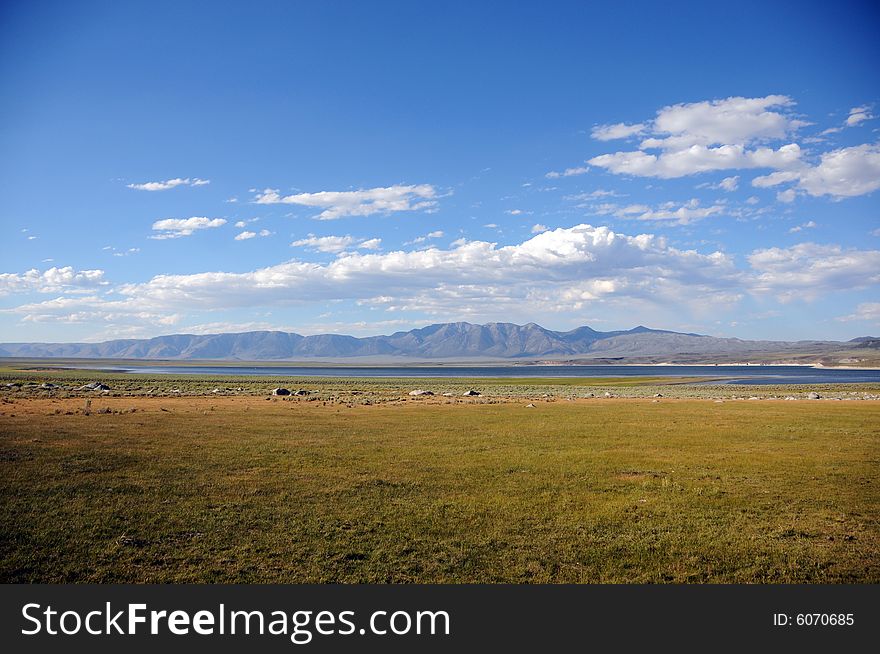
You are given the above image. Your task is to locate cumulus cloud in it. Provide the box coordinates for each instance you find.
[748,242,880,302]
[253,184,439,220]
[9,225,741,326]
[0,267,107,296]
[405,230,445,245]
[586,95,806,179]
[837,302,880,323]
[545,165,590,179]
[581,96,879,199]
[776,189,796,203]
[698,175,739,192]
[823,106,874,134]
[788,221,816,233]
[591,122,647,141]
[531,224,548,233]
[235,229,272,241]
[151,217,227,239]
[127,177,210,191]
[591,198,726,225]
[590,142,802,178]
[846,105,873,127]
[291,234,383,253]
[752,143,880,198]
[10,225,879,331]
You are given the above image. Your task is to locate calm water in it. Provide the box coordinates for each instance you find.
[77,364,880,385]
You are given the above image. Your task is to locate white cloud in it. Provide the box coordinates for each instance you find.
[11,227,879,331]
[824,105,875,133]
[568,189,619,200]
[253,184,439,220]
[127,177,210,191]
[234,229,272,241]
[0,267,107,296]
[752,144,880,198]
[590,142,802,178]
[545,165,590,179]
[591,122,647,141]
[846,106,873,127]
[592,198,726,225]
[836,302,880,324]
[109,247,140,257]
[788,221,816,233]
[505,209,524,215]
[748,242,880,302]
[359,238,382,250]
[10,224,741,326]
[698,175,739,192]
[151,217,227,239]
[290,234,382,254]
[531,224,548,233]
[776,189,796,203]
[586,96,809,179]
[405,230,444,245]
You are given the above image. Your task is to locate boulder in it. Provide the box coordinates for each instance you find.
[409,389,434,396]
[807,392,821,400]
[271,388,291,396]
[462,390,481,397]
[293,389,310,396]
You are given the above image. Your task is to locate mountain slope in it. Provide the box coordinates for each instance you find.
[0,322,859,361]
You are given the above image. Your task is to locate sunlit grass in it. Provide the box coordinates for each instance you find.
[1,396,877,583]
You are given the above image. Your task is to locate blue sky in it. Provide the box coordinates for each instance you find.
[1,0,878,343]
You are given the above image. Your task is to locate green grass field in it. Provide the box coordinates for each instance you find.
[1,392,878,583]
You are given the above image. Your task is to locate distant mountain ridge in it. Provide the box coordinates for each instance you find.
[0,322,873,362]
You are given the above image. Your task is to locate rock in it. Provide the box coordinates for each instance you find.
[603,392,613,398]
[653,393,663,397]
[75,382,111,392]
[211,388,222,394]
[525,403,536,408]
[748,397,760,401]
[807,392,821,400]
[441,392,455,397]
[293,389,310,396]
[271,388,291,396]
[462,390,481,397]
[584,392,595,398]
[39,383,58,390]
[784,396,797,400]
[408,389,434,396]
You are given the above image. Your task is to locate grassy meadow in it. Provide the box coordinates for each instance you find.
[1,380,878,583]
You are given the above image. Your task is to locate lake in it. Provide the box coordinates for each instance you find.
[72,364,880,385]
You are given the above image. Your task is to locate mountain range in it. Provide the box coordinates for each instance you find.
[1,322,877,364]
